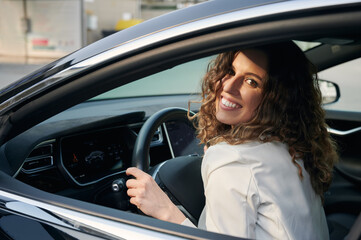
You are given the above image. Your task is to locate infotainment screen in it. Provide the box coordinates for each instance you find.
[165,120,203,158]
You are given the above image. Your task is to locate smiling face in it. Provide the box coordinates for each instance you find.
[215,49,268,126]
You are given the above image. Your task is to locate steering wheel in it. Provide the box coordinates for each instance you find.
[132,107,205,224]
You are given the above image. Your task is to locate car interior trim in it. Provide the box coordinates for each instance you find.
[20,140,56,174]
[163,123,175,159]
[326,110,361,122]
[0,0,359,117]
[21,156,54,174]
[328,126,361,136]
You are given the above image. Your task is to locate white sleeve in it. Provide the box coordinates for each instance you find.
[181,218,196,228]
[200,147,260,238]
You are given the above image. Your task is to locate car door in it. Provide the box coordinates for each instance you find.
[318,57,361,238]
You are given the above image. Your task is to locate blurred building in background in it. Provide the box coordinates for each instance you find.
[0,0,207,63]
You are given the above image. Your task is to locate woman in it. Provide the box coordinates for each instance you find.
[126,42,338,239]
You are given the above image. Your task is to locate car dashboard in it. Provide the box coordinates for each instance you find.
[2,95,202,203]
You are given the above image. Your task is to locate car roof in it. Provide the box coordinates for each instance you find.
[53,0,282,68]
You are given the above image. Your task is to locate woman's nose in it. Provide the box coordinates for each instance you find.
[222,76,241,95]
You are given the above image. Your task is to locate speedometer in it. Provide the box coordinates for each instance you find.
[85,150,104,166]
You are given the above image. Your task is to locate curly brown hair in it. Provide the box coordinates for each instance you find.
[194,41,338,197]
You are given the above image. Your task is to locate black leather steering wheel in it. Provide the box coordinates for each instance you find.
[132,107,193,170]
[131,107,205,223]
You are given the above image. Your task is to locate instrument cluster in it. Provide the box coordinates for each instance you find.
[60,127,134,186]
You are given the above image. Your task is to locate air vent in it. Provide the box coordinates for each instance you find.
[22,141,55,174]
[27,144,52,158]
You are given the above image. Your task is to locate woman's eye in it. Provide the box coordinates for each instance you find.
[245,78,258,88]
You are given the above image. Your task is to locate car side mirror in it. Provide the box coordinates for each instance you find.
[319,79,340,104]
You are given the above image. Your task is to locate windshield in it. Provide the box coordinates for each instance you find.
[91,57,212,100]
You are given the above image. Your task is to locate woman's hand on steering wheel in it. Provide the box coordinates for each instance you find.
[126,167,186,224]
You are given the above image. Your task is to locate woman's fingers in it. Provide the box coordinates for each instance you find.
[126,167,150,189]
[126,169,153,210]
[127,188,139,197]
[126,167,145,179]
[124,167,186,223]
[129,196,138,208]
[126,178,138,189]
[126,168,153,190]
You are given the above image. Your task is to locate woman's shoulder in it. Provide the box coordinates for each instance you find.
[207,141,288,156]
[203,141,290,172]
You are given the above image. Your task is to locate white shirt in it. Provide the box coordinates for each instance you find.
[182,141,329,239]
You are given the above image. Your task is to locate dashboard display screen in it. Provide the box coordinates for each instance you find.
[61,128,131,185]
[165,121,203,157]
